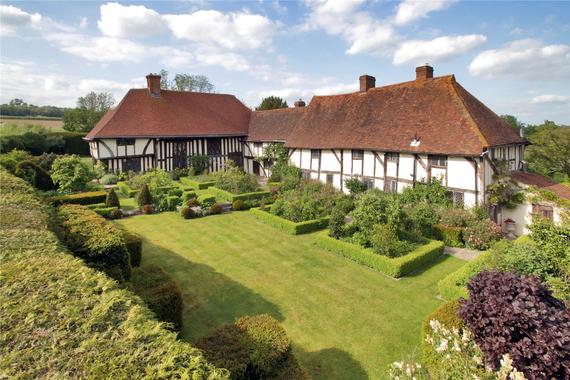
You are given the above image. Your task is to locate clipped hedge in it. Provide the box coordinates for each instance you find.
[420,300,463,377]
[208,186,271,203]
[123,230,143,267]
[117,181,137,197]
[86,202,106,210]
[93,206,120,219]
[128,265,184,332]
[0,169,227,379]
[47,190,107,205]
[198,194,216,207]
[250,207,330,235]
[315,231,444,278]
[167,195,182,210]
[433,224,463,247]
[182,190,198,202]
[180,176,215,189]
[56,204,131,282]
[438,250,496,300]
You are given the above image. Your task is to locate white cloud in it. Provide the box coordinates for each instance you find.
[194,49,250,71]
[531,94,570,104]
[163,10,274,49]
[301,0,398,55]
[393,34,487,65]
[0,4,42,35]
[393,0,456,26]
[79,17,88,29]
[469,39,570,79]
[0,62,132,106]
[98,2,167,38]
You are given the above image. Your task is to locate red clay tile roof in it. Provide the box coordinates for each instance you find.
[511,171,570,201]
[85,89,251,139]
[283,75,525,155]
[247,107,306,142]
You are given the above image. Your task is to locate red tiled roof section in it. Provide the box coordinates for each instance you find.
[284,75,524,155]
[85,89,251,139]
[511,171,570,201]
[248,107,306,142]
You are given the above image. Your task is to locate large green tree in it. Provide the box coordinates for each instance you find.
[77,92,115,112]
[256,96,288,111]
[500,114,524,133]
[62,91,115,132]
[525,121,570,181]
[159,69,214,93]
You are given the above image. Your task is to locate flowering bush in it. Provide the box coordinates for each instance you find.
[439,208,477,227]
[463,219,502,250]
[214,161,258,194]
[270,179,337,222]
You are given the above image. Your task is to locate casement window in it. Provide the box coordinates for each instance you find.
[352,149,364,160]
[254,142,262,149]
[532,204,554,221]
[311,149,321,159]
[386,152,399,163]
[364,178,374,190]
[385,179,398,193]
[208,138,222,155]
[121,157,141,172]
[447,191,465,208]
[429,154,448,168]
[117,138,135,146]
[326,174,334,185]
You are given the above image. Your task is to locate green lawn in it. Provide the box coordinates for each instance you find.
[116,211,464,379]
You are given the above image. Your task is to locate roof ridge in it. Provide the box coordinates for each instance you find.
[253,107,306,113]
[449,77,490,148]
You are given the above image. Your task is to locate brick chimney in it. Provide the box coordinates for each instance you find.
[146,73,161,98]
[416,65,434,80]
[294,99,306,107]
[359,75,375,92]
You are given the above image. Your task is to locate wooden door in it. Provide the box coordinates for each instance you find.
[173,141,187,169]
[252,160,261,175]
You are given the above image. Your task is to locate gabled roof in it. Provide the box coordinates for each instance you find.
[247,107,306,142]
[85,89,251,140]
[283,75,525,155]
[511,171,570,201]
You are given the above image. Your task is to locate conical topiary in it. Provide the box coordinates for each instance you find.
[137,184,152,206]
[106,188,121,208]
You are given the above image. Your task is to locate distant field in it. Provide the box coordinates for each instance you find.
[0,117,63,130]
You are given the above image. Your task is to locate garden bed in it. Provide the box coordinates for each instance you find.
[250,207,329,235]
[180,176,215,190]
[208,186,271,203]
[315,231,445,278]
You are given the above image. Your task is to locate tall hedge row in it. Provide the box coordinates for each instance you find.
[56,204,132,282]
[0,131,89,155]
[0,169,227,379]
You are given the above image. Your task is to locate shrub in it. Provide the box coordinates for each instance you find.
[166,195,182,211]
[197,324,251,380]
[209,203,223,215]
[214,162,258,194]
[123,230,143,267]
[270,179,337,222]
[420,300,464,377]
[234,314,291,377]
[251,207,330,235]
[13,160,56,190]
[459,270,570,379]
[370,223,409,257]
[316,232,444,278]
[463,219,502,250]
[137,184,152,206]
[50,155,92,192]
[117,181,137,197]
[180,206,198,219]
[100,173,118,185]
[499,243,557,281]
[56,204,131,282]
[344,177,367,194]
[352,189,404,245]
[401,178,451,207]
[232,199,246,211]
[0,149,32,173]
[198,194,216,208]
[105,188,120,208]
[128,265,183,332]
[528,216,570,262]
[432,224,463,247]
[182,190,198,202]
[328,206,346,239]
[180,176,216,189]
[47,190,107,205]
[94,207,122,220]
[404,201,441,238]
[439,208,476,228]
[190,154,209,174]
[168,188,183,197]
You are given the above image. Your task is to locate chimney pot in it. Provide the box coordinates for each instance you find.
[359,74,376,92]
[294,99,306,107]
[416,65,434,80]
[146,73,161,98]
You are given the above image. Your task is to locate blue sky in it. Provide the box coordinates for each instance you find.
[1,0,569,124]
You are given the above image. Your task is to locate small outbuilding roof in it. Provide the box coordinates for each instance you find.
[511,171,570,201]
[247,106,306,142]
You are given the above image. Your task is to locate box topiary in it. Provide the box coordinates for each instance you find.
[182,191,198,202]
[166,195,182,211]
[105,188,120,208]
[198,194,216,208]
[168,189,183,197]
[123,230,143,267]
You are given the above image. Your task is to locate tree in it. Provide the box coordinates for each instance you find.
[256,96,288,111]
[525,121,570,181]
[77,92,115,112]
[62,108,104,132]
[159,69,214,93]
[500,114,524,133]
[50,155,92,192]
[106,188,120,208]
[137,184,153,206]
